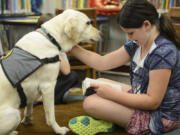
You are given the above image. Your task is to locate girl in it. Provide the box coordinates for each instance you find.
[68,0,180,134]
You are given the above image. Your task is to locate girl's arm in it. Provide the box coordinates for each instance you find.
[59,53,70,75]
[92,68,171,110]
[70,45,131,71]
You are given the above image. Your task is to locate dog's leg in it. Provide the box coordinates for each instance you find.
[0,107,21,135]
[21,103,34,125]
[42,83,69,135]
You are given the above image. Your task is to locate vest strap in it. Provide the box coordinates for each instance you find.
[41,55,60,64]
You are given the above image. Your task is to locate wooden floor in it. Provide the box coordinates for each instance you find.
[17,101,129,135]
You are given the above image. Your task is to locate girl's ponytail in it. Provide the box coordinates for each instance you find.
[159,14,180,48]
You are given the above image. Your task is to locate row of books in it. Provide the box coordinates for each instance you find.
[148,0,179,10]
[59,0,179,10]
[57,0,91,9]
[0,0,32,14]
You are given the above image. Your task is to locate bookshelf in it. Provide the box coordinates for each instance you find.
[148,0,180,13]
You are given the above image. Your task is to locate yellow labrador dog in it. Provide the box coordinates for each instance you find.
[0,9,100,135]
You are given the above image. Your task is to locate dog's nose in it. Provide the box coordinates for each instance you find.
[98,31,103,38]
[98,31,102,36]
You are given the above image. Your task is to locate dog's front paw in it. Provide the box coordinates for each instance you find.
[21,117,33,125]
[55,127,69,135]
[9,131,18,135]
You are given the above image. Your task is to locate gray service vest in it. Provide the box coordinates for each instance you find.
[1,47,59,87]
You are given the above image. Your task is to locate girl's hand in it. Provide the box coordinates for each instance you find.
[59,54,70,75]
[90,83,114,99]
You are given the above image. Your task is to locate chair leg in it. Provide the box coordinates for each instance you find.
[92,69,96,79]
[86,69,90,78]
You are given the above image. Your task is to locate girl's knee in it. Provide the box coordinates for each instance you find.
[83,95,98,113]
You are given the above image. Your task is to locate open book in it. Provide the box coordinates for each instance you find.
[82,77,122,96]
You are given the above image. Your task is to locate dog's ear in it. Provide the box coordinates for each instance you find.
[64,18,80,43]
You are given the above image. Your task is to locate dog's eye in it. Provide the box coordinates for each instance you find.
[86,20,93,25]
[86,21,91,25]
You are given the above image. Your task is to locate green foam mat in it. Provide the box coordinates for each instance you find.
[69,116,115,135]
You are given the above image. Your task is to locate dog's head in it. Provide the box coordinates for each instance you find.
[42,9,101,52]
[62,9,101,44]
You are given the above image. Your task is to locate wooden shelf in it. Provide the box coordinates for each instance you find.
[0,14,40,25]
[0,13,40,18]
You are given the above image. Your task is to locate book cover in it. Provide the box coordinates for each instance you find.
[0,37,4,56]
[82,78,122,96]
[165,0,169,9]
[156,0,160,9]
[169,0,173,7]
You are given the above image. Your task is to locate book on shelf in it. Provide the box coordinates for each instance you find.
[0,24,10,52]
[0,38,4,56]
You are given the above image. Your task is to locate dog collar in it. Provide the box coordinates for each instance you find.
[38,28,62,51]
